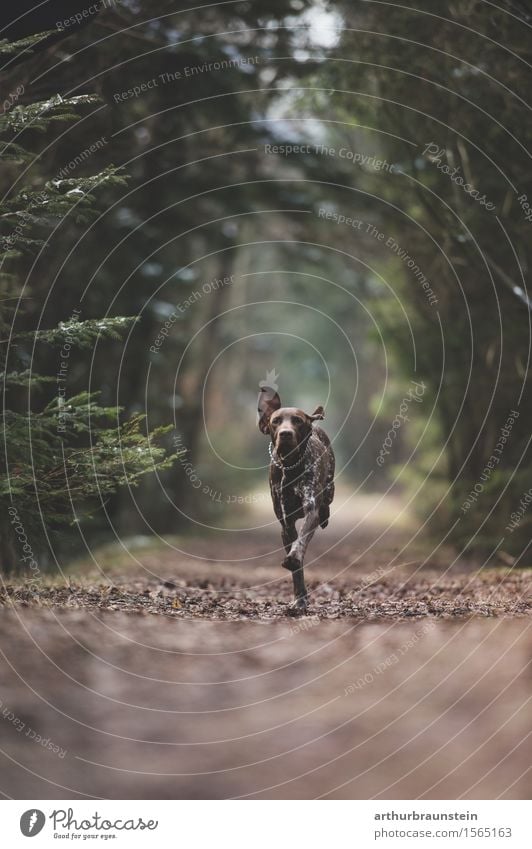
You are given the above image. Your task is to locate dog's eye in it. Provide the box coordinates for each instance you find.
[271,417,281,425]
[292,416,304,424]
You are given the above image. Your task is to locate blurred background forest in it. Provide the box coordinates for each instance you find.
[2,0,532,573]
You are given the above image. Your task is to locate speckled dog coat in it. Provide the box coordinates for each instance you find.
[269,425,335,533]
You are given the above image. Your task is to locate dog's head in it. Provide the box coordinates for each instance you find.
[257,387,324,457]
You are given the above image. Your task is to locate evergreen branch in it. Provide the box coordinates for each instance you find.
[0,32,57,57]
[34,316,138,348]
[1,370,55,388]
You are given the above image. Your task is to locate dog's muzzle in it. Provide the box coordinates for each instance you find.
[276,430,297,453]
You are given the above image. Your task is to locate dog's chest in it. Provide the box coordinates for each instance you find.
[271,466,317,519]
[268,430,333,524]
[286,473,315,504]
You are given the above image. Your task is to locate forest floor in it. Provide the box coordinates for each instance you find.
[0,491,531,799]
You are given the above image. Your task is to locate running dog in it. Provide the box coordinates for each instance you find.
[258,386,335,611]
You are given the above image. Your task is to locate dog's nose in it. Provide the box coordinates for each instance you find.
[278,429,294,441]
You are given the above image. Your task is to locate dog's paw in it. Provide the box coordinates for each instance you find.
[287,597,308,616]
[282,553,302,572]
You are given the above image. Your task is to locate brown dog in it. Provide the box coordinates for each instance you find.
[258,386,335,611]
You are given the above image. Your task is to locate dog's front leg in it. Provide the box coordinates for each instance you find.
[283,503,320,611]
[281,522,297,554]
[281,522,306,610]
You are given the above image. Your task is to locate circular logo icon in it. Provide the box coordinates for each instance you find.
[20,810,45,837]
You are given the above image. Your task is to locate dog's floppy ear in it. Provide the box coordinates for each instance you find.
[257,386,281,434]
[308,405,325,422]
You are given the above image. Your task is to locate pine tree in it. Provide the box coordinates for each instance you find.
[0,35,178,575]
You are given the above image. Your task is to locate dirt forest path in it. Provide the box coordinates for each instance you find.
[0,492,531,799]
